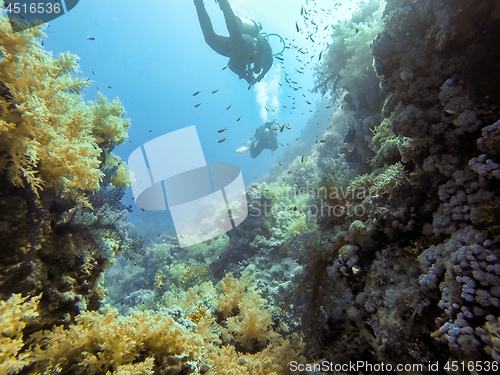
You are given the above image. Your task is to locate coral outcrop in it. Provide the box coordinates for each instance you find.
[0,15,135,331]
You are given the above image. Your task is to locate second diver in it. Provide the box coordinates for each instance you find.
[236,122,278,158]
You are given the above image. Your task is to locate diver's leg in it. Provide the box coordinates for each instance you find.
[194,0,232,56]
[250,141,264,158]
[218,0,244,42]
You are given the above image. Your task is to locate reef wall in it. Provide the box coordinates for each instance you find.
[304,0,500,370]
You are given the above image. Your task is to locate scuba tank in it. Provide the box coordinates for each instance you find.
[236,16,262,37]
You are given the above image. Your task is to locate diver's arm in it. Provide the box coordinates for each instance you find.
[228,59,254,84]
[254,125,263,138]
[264,121,274,130]
[244,69,256,85]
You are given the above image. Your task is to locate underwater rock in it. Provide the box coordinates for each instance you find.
[348,220,376,250]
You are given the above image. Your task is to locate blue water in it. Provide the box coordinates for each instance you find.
[43,0,360,236]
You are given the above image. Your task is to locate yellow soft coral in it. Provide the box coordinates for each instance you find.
[30,307,201,374]
[216,271,253,317]
[214,272,279,350]
[162,272,304,373]
[109,357,155,375]
[0,293,40,375]
[0,274,303,375]
[106,153,131,189]
[225,288,277,350]
[0,15,129,202]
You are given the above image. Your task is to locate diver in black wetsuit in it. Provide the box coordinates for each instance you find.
[236,122,278,158]
[193,0,273,86]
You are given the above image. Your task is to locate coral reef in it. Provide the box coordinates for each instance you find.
[314,0,385,114]
[0,14,136,332]
[314,0,386,167]
[3,1,500,374]
[1,274,304,374]
[298,0,500,371]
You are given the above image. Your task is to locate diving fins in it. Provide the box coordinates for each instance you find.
[236,137,255,154]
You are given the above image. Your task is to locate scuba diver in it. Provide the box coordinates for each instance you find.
[193,0,273,86]
[236,121,278,158]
